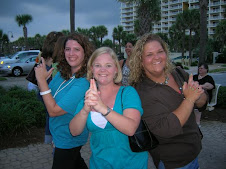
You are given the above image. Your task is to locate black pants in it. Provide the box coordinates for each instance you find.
[52,146,88,169]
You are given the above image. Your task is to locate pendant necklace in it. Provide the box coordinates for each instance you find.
[53,76,75,98]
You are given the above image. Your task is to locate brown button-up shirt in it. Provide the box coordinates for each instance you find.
[135,68,202,169]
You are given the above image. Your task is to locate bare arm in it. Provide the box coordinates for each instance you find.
[201,82,214,90]
[85,79,141,136]
[35,57,67,117]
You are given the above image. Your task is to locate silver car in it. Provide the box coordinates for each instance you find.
[0,55,37,76]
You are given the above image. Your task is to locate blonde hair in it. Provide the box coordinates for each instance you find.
[129,33,174,86]
[87,47,122,83]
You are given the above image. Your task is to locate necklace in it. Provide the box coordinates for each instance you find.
[155,75,169,85]
[53,76,75,98]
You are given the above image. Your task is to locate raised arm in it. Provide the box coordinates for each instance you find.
[173,74,204,126]
[35,57,67,117]
[87,83,141,136]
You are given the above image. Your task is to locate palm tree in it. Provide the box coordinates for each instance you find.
[70,0,75,33]
[76,27,90,37]
[0,30,9,53]
[15,14,33,50]
[112,25,124,53]
[117,0,161,36]
[185,9,200,65]
[199,0,209,64]
[214,20,226,51]
[97,25,108,44]
[173,12,187,64]
[61,29,70,35]
[89,26,99,43]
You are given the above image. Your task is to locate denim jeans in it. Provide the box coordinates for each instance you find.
[158,157,199,169]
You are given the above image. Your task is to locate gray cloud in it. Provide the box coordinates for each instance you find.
[0,0,120,40]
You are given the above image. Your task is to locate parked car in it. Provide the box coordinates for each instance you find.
[0,55,37,76]
[0,50,40,65]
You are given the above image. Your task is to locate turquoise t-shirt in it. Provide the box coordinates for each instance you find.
[49,72,89,149]
[75,86,148,169]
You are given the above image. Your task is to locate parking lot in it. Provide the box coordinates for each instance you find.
[0,76,28,89]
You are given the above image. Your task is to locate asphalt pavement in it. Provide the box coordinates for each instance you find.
[0,120,225,169]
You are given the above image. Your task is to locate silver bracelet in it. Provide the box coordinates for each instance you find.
[40,89,51,96]
[102,107,112,116]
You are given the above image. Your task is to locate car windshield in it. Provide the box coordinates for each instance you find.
[9,52,20,59]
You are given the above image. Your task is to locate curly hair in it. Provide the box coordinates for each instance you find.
[129,33,174,86]
[57,33,95,80]
[87,47,122,84]
[41,31,64,60]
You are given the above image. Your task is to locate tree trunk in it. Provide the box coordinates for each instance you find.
[138,6,151,36]
[181,30,185,65]
[23,26,28,50]
[189,29,193,66]
[70,0,75,33]
[199,0,208,64]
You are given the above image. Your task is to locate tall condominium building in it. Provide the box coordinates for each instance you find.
[120,0,226,36]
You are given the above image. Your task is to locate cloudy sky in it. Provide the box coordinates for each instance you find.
[0,0,121,41]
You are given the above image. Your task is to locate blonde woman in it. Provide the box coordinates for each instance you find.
[70,47,148,169]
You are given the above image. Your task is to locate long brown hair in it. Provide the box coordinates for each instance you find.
[57,33,95,80]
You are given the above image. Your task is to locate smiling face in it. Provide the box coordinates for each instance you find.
[64,40,85,74]
[125,42,133,58]
[92,53,118,85]
[142,40,167,79]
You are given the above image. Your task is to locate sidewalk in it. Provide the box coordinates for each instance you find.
[0,120,226,169]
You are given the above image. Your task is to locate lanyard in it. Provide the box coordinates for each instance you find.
[53,76,75,98]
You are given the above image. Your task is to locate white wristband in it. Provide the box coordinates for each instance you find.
[40,89,51,96]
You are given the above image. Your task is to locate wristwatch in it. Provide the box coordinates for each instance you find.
[103,106,112,116]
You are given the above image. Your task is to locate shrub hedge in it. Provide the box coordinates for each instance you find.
[217,86,226,108]
[0,86,45,137]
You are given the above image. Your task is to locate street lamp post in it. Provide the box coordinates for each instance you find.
[7,31,14,53]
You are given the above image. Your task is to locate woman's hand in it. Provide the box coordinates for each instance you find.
[34,57,54,83]
[85,79,107,114]
[183,74,204,103]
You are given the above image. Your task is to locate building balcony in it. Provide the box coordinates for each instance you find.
[169,11,180,16]
[210,2,220,6]
[189,0,199,4]
[208,23,218,27]
[169,0,182,5]
[169,5,182,10]
[121,18,134,23]
[121,9,134,14]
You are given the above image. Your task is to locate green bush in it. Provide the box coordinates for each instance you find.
[184,66,189,70]
[0,86,45,137]
[191,62,198,66]
[217,86,226,108]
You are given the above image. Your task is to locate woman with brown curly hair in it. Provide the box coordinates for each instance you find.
[35,33,94,169]
[129,33,208,169]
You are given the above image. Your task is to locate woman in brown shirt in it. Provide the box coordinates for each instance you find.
[129,33,208,169]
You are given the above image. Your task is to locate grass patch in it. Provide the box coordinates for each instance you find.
[0,77,7,81]
[209,68,226,73]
